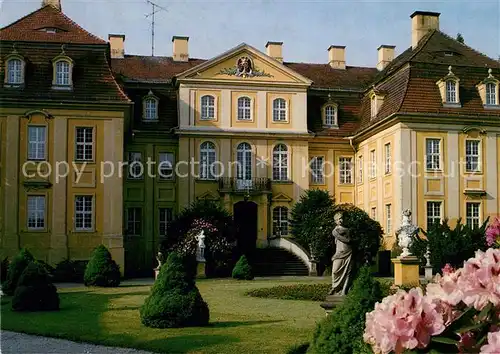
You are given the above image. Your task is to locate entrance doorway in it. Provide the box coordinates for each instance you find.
[233,201,258,255]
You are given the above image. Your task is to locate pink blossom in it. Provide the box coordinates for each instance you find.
[363,288,446,354]
[480,330,500,354]
[426,268,464,307]
[442,263,455,275]
[486,218,500,247]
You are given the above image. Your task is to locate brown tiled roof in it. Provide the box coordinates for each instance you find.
[0,5,106,45]
[0,43,129,103]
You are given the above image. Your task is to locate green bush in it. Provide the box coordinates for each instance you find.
[308,267,383,354]
[232,255,253,280]
[53,259,88,283]
[1,257,9,284]
[411,218,489,273]
[140,252,209,328]
[246,284,330,301]
[287,343,310,354]
[12,262,59,312]
[84,245,121,287]
[2,249,34,296]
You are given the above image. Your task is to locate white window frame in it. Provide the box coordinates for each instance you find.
[385,204,392,235]
[486,82,498,105]
[159,207,173,237]
[446,80,458,103]
[74,195,93,231]
[200,141,216,180]
[272,144,289,181]
[6,58,23,85]
[27,195,46,230]
[128,152,143,179]
[272,98,287,122]
[159,152,174,180]
[369,149,376,179]
[370,95,377,119]
[200,95,216,120]
[465,139,481,173]
[237,96,252,121]
[323,104,338,127]
[75,127,94,162]
[339,157,352,184]
[27,125,47,161]
[425,138,442,171]
[126,207,142,237]
[384,143,391,174]
[357,155,363,183]
[236,142,253,186]
[426,201,442,231]
[272,207,289,236]
[466,202,481,229]
[310,156,324,185]
[55,59,71,86]
[143,96,159,121]
[371,207,377,221]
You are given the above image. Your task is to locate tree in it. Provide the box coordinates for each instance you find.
[140,252,209,328]
[12,262,59,312]
[83,245,121,287]
[456,33,465,44]
[232,255,253,280]
[2,248,34,296]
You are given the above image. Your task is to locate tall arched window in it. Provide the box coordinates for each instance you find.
[272,98,287,122]
[6,58,23,84]
[236,142,252,188]
[273,144,288,181]
[143,96,158,121]
[237,97,252,120]
[55,60,71,86]
[273,207,289,236]
[201,95,215,120]
[200,141,216,180]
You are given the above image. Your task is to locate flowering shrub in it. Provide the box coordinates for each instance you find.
[486,217,500,248]
[364,248,500,354]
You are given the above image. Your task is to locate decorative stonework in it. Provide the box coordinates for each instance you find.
[216,56,273,78]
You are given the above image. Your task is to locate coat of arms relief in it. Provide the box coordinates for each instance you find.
[216,56,273,78]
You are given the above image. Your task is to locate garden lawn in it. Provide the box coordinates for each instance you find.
[1,278,329,354]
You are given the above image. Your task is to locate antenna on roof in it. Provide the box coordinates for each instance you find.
[145,0,167,57]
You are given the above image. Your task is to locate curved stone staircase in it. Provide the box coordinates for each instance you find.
[250,247,309,276]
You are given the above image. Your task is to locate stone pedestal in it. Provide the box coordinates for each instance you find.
[154,268,160,280]
[320,295,345,315]
[197,262,206,279]
[392,256,420,287]
[309,261,318,276]
[424,265,433,281]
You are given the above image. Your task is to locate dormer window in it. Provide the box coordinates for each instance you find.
[5,56,24,86]
[143,91,159,121]
[369,90,384,119]
[436,66,461,107]
[52,54,73,90]
[370,95,377,118]
[477,69,499,108]
[323,103,338,128]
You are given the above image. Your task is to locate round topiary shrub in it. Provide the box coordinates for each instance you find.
[84,245,121,287]
[140,252,209,328]
[12,261,59,312]
[2,248,34,296]
[232,255,253,280]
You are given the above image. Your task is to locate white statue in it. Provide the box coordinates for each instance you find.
[156,251,163,269]
[396,209,418,258]
[196,230,206,262]
[329,212,354,296]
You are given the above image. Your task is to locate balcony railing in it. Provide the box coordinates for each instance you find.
[218,177,271,194]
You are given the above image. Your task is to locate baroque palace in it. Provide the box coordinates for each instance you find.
[1,0,499,275]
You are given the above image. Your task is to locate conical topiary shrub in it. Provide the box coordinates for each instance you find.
[2,248,34,296]
[140,252,209,328]
[12,261,59,312]
[232,255,254,280]
[84,245,121,287]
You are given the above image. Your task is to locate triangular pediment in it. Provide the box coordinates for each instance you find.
[196,191,220,201]
[272,192,293,202]
[177,43,312,86]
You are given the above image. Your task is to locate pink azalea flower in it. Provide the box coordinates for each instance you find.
[480,330,500,354]
[486,218,500,247]
[426,268,464,307]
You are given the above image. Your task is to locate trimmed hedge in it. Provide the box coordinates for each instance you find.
[232,255,253,280]
[140,252,209,328]
[2,249,34,296]
[53,259,88,283]
[1,257,9,284]
[246,284,330,301]
[12,262,59,312]
[84,245,121,287]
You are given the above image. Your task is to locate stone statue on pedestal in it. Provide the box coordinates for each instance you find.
[196,230,206,262]
[396,209,419,258]
[329,212,354,296]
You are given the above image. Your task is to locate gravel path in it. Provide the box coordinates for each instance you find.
[1,331,153,354]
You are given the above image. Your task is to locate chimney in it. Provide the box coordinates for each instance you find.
[377,45,396,71]
[172,36,189,62]
[41,0,61,10]
[411,11,440,49]
[109,34,125,59]
[266,41,283,62]
[328,45,346,70]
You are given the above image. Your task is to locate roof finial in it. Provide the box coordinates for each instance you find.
[488,68,494,78]
[41,0,61,11]
[448,65,453,76]
[60,44,66,55]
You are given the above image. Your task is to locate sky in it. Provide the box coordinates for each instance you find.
[1,0,499,67]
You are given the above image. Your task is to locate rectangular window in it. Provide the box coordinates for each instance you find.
[126,208,142,236]
[384,143,391,174]
[74,195,93,231]
[446,80,457,103]
[272,207,289,236]
[339,157,352,184]
[486,83,497,105]
[159,208,173,237]
[371,207,377,220]
[27,126,46,161]
[75,127,93,161]
[357,156,363,183]
[426,201,442,231]
[465,140,480,172]
[369,150,376,178]
[310,156,324,184]
[27,195,45,230]
[466,202,481,229]
[426,139,441,170]
[159,152,174,180]
[128,152,143,179]
[385,204,392,234]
